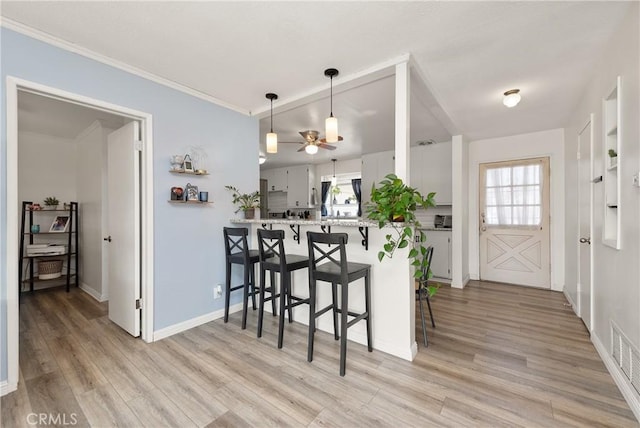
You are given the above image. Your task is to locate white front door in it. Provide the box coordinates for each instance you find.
[107,121,141,336]
[479,157,550,288]
[578,117,593,330]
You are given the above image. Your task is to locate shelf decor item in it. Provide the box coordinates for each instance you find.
[185,183,199,201]
[49,215,71,233]
[43,196,59,210]
[38,259,63,280]
[367,174,436,277]
[170,154,184,172]
[170,186,184,201]
[183,154,194,173]
[225,185,260,219]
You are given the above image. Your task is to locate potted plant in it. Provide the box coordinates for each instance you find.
[331,185,341,204]
[608,149,618,167]
[225,185,261,219]
[366,174,436,279]
[43,196,59,210]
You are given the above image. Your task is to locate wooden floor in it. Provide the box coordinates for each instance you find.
[2,281,638,427]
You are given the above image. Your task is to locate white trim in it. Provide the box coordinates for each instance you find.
[79,282,108,303]
[563,289,578,315]
[0,18,249,116]
[591,332,640,422]
[0,380,17,397]
[153,303,244,341]
[5,76,155,388]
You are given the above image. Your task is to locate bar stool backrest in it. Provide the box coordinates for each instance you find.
[307,231,349,281]
[257,229,286,268]
[223,227,250,263]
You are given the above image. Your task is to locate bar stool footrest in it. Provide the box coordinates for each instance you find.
[313,303,335,318]
[346,312,369,328]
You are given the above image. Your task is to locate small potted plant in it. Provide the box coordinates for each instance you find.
[225,185,261,219]
[43,196,59,210]
[608,149,618,168]
[367,174,436,278]
[331,185,341,204]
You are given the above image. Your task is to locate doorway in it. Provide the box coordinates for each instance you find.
[5,77,155,394]
[478,157,551,288]
[578,115,594,331]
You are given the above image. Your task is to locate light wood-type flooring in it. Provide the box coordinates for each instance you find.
[2,281,638,427]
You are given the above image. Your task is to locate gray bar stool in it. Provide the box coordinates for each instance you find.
[257,229,310,348]
[306,231,372,376]
[223,227,272,329]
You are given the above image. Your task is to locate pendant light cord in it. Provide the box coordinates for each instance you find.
[330,76,334,118]
[270,98,274,132]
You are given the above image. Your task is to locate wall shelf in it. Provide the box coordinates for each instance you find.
[169,170,209,176]
[167,200,213,205]
[602,76,621,249]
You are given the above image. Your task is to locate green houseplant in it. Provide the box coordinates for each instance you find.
[366,174,436,279]
[225,185,261,219]
[43,196,59,210]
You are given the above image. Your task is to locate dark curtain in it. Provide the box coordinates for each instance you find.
[351,178,362,217]
[321,181,331,216]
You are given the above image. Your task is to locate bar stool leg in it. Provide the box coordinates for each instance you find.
[270,271,277,316]
[307,280,316,362]
[419,288,428,346]
[249,266,257,311]
[426,295,436,328]
[257,266,267,338]
[339,282,349,376]
[241,264,250,329]
[365,271,372,352]
[224,261,232,323]
[287,272,293,323]
[331,282,339,340]
[278,272,288,349]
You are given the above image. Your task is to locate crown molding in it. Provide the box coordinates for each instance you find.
[0,17,250,116]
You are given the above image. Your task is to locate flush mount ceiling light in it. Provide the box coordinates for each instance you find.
[305,144,319,155]
[324,68,339,143]
[503,89,521,108]
[331,158,337,186]
[265,93,278,153]
[259,155,266,165]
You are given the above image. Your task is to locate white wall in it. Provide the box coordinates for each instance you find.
[564,1,639,390]
[468,128,565,291]
[75,120,113,301]
[452,135,470,288]
[18,131,77,205]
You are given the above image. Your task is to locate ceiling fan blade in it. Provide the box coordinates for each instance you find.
[280,141,304,144]
[297,143,309,152]
[319,143,336,150]
[319,135,343,143]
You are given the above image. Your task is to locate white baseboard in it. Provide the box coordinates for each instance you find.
[0,380,17,396]
[80,282,108,302]
[563,289,578,315]
[591,332,640,422]
[153,302,243,341]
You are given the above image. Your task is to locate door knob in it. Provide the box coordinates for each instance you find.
[103,236,112,242]
[579,237,590,244]
[481,226,487,232]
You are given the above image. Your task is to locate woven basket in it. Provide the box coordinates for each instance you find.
[39,259,63,280]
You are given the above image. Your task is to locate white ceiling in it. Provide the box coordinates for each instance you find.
[3,1,631,164]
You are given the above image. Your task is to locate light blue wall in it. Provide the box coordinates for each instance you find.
[0,28,259,381]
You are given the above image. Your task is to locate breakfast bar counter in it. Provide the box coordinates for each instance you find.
[230,218,418,361]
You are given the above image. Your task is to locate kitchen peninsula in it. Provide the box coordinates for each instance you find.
[230,218,418,361]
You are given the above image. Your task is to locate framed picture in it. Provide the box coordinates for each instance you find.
[49,215,70,233]
[185,183,199,201]
[183,154,194,173]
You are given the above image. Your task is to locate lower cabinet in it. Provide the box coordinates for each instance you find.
[425,230,452,280]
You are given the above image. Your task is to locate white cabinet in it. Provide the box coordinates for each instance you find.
[410,142,452,205]
[286,165,315,208]
[261,167,287,192]
[361,150,394,204]
[425,230,452,280]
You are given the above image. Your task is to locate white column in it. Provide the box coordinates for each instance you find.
[394,62,410,183]
[451,134,470,288]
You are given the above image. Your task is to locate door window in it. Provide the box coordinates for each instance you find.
[484,163,542,226]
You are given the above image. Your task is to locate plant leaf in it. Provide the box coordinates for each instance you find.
[378,251,385,262]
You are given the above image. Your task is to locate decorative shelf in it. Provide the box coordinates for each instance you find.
[22,273,76,285]
[167,200,213,205]
[24,252,77,259]
[24,231,77,235]
[607,126,618,136]
[607,164,618,171]
[607,204,618,209]
[602,76,621,250]
[169,170,209,176]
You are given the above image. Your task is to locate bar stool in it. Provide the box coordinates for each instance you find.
[306,231,372,376]
[257,229,310,348]
[416,246,436,346]
[223,227,272,329]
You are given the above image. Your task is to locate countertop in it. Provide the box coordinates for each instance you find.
[419,227,454,231]
[231,218,378,227]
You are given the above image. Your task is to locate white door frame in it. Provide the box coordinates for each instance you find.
[577,114,594,330]
[4,76,155,394]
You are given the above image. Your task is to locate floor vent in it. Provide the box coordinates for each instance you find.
[611,322,640,396]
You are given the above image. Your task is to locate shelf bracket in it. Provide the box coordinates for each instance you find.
[359,226,369,250]
[261,223,272,230]
[320,225,331,234]
[289,224,300,244]
[592,175,603,183]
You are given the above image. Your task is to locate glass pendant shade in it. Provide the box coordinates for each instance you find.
[325,116,338,143]
[266,132,278,153]
[503,89,521,108]
[305,144,319,155]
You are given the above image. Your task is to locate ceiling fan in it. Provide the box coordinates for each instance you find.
[281,130,343,153]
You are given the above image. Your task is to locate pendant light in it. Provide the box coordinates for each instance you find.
[324,68,339,143]
[265,93,278,153]
[331,158,337,186]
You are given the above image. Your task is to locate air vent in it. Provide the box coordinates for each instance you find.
[612,328,621,364]
[416,139,437,146]
[611,322,640,396]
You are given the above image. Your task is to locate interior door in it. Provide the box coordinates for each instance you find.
[107,121,141,336]
[578,117,593,330]
[479,157,550,288]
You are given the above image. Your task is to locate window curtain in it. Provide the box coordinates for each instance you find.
[321,181,331,216]
[351,178,362,217]
[485,164,542,226]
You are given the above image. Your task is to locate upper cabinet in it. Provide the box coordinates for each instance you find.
[261,167,287,192]
[286,165,315,208]
[410,142,452,205]
[361,150,395,204]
